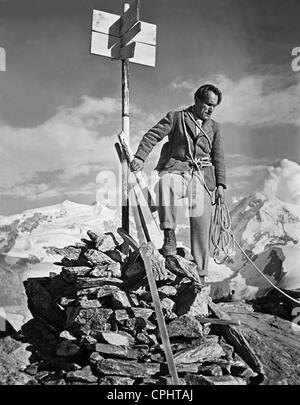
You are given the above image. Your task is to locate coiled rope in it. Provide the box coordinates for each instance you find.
[210,200,300,306]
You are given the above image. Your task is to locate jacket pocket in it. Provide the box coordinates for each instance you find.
[204,166,216,191]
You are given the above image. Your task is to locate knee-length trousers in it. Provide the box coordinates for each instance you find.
[155,171,213,277]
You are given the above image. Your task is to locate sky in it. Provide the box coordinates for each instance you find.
[0,0,299,215]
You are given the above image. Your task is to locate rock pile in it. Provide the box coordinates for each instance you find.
[19,230,258,385]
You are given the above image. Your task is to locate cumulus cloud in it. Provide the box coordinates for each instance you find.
[0,96,125,189]
[263,159,300,205]
[0,94,160,193]
[170,73,300,126]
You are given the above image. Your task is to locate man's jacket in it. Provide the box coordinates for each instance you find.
[134,106,226,191]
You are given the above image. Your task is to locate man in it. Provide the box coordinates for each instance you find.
[130,84,226,284]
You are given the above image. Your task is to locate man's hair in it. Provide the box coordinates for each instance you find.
[194,84,222,105]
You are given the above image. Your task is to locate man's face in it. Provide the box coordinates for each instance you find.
[194,90,219,120]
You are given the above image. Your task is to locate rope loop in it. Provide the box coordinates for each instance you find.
[211,200,300,306]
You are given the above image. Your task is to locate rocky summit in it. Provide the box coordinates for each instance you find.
[0,228,299,385]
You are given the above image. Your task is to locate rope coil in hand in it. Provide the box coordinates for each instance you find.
[211,199,235,264]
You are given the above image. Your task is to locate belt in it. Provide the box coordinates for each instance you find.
[186,156,212,170]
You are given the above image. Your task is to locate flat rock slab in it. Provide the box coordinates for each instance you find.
[131,308,155,320]
[99,332,134,347]
[75,277,122,289]
[93,343,147,360]
[52,246,83,261]
[89,263,121,278]
[167,315,203,338]
[84,250,114,265]
[99,376,135,385]
[66,307,113,336]
[97,284,122,299]
[174,341,225,364]
[111,290,136,309]
[66,366,98,384]
[218,302,300,385]
[77,297,102,308]
[61,267,91,282]
[95,358,160,378]
[185,374,247,385]
[158,285,177,297]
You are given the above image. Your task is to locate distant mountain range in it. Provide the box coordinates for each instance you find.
[0,186,299,330]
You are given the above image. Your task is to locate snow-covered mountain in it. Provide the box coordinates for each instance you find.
[0,200,121,277]
[0,200,122,330]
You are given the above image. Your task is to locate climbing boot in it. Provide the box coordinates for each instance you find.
[160,229,177,257]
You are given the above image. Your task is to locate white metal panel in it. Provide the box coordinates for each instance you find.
[131,42,156,67]
[134,22,156,46]
[92,10,120,36]
[92,9,156,46]
[91,31,120,59]
[91,31,156,67]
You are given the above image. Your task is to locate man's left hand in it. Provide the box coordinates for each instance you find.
[215,185,225,204]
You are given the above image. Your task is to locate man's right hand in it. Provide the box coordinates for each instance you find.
[130,157,144,172]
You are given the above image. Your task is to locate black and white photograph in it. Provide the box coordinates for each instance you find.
[0,0,299,390]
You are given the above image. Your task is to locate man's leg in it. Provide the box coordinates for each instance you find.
[188,176,213,281]
[155,172,185,256]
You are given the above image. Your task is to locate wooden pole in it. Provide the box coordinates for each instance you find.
[121,3,130,234]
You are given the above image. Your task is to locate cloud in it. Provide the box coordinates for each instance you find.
[59,163,105,182]
[0,96,125,189]
[170,73,300,126]
[2,183,61,201]
[227,164,268,178]
[0,94,161,193]
[263,159,300,206]
[67,182,98,196]
[169,80,195,92]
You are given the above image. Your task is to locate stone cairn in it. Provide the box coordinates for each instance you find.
[20,230,256,385]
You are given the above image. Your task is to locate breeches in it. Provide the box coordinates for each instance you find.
[156,171,213,276]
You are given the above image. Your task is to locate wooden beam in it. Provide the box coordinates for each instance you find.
[119,42,136,60]
[121,21,141,47]
[120,0,140,37]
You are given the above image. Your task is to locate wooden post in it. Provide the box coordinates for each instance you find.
[121,3,130,234]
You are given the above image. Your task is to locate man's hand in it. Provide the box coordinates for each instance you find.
[130,157,144,172]
[215,185,225,204]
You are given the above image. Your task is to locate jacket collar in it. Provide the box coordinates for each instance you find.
[183,106,213,138]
